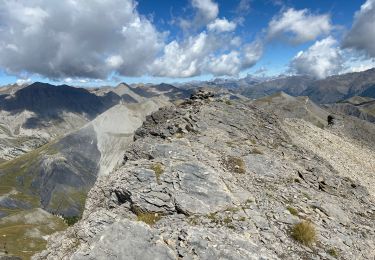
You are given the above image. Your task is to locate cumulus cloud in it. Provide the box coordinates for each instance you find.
[342,0,375,57]
[242,41,263,68]
[149,32,263,77]
[0,0,164,79]
[289,37,343,78]
[148,0,262,78]
[0,0,262,79]
[180,0,219,30]
[149,32,214,78]
[207,18,237,32]
[207,51,242,76]
[267,8,332,44]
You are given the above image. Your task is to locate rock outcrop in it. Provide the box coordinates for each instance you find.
[36,92,375,260]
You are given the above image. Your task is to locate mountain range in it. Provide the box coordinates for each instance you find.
[188,68,375,104]
[0,68,375,259]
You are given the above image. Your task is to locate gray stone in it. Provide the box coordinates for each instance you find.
[71,219,177,260]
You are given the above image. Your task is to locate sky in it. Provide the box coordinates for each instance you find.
[0,0,374,86]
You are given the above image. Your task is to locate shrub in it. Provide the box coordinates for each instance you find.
[287,206,298,216]
[222,156,246,174]
[63,215,80,226]
[223,216,232,224]
[327,248,338,258]
[291,221,316,246]
[137,212,162,226]
[151,163,164,184]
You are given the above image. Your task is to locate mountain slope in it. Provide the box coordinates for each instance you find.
[37,92,375,260]
[0,97,169,259]
[252,92,329,128]
[0,82,121,161]
[240,75,314,99]
[302,68,375,103]
[327,96,375,123]
[0,82,119,118]
[230,68,375,104]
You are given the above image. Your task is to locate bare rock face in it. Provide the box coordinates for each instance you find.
[35,94,375,260]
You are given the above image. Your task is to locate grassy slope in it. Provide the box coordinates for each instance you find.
[0,208,67,259]
[0,143,68,259]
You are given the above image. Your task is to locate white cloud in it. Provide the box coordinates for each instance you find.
[207,51,242,76]
[106,55,124,69]
[0,0,164,79]
[345,62,375,73]
[16,78,32,86]
[207,18,237,32]
[340,51,375,73]
[289,36,343,78]
[149,32,263,78]
[343,0,375,57]
[149,32,213,78]
[180,0,219,30]
[242,41,264,68]
[267,8,332,44]
[192,0,219,24]
[64,77,73,83]
[0,0,263,79]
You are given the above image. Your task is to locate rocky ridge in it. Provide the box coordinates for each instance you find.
[36,92,375,259]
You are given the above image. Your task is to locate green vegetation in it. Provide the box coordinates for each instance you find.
[49,189,87,215]
[223,216,232,224]
[291,221,316,246]
[63,215,81,226]
[0,209,67,260]
[225,100,233,105]
[151,163,164,184]
[132,205,162,226]
[221,156,246,174]
[327,248,339,258]
[207,212,218,222]
[287,206,298,216]
[136,212,162,226]
[0,142,54,195]
[0,141,87,259]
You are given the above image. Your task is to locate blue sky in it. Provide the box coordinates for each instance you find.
[0,0,374,86]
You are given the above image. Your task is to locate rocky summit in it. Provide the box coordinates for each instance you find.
[35,91,375,260]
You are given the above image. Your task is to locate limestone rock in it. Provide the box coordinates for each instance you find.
[35,95,375,260]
